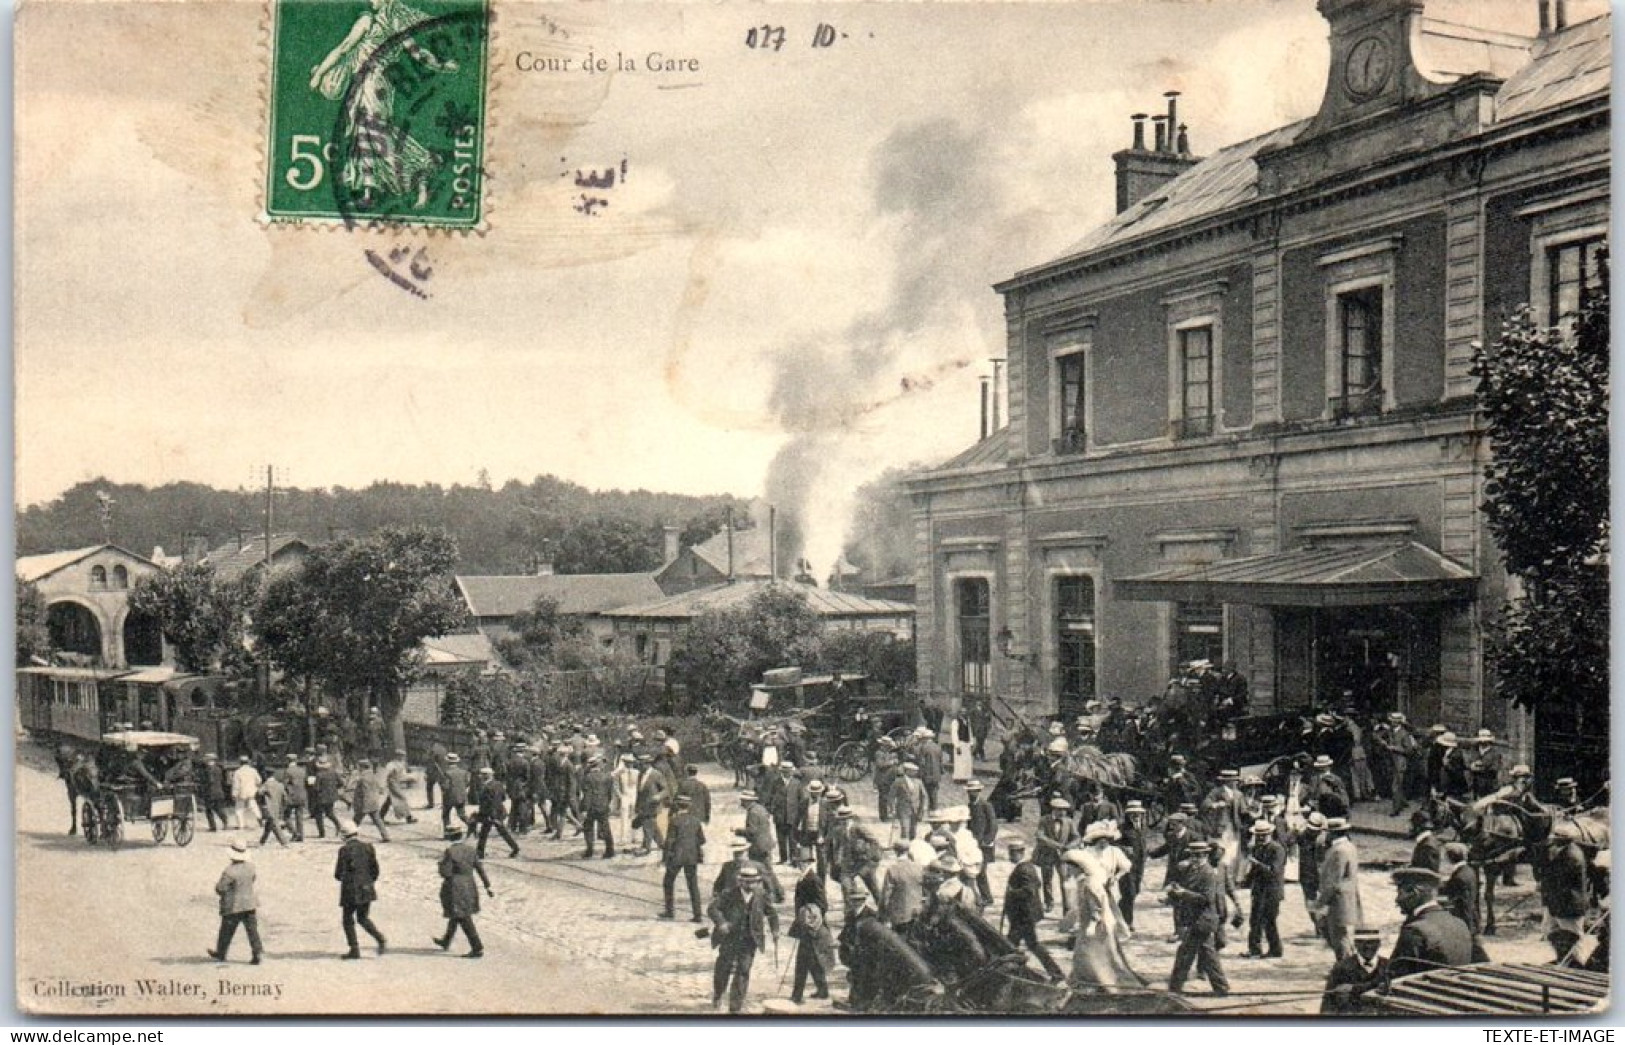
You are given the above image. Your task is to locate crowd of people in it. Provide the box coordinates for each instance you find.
[48,702,1609,1014]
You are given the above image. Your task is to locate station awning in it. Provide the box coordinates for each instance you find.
[1114,542,1477,607]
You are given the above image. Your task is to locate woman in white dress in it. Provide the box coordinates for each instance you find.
[1064,820,1147,992]
[611,752,639,853]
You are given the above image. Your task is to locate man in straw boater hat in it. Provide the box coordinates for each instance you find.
[964,778,998,906]
[1308,754,1350,820]
[1313,817,1365,960]
[1466,728,1504,799]
[1376,711,1417,816]
[1034,796,1077,915]
[439,751,472,831]
[334,820,387,959]
[434,822,492,958]
[889,761,927,842]
[209,840,263,965]
[1165,838,1229,997]
[1117,799,1149,928]
[705,863,779,1014]
[1243,818,1286,959]
[472,765,520,860]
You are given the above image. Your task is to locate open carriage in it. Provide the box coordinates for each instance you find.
[80,730,201,848]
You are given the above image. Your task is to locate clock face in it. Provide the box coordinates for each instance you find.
[1344,36,1392,99]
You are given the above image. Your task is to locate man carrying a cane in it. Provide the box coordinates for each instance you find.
[707,865,779,1014]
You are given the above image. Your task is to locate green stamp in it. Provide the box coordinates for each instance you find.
[265,0,490,228]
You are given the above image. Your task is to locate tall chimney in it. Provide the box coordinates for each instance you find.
[769,505,778,581]
[1554,0,1568,29]
[726,507,735,581]
[980,376,990,440]
[1113,93,1202,213]
[662,525,681,565]
[1538,0,1552,34]
[990,359,1005,431]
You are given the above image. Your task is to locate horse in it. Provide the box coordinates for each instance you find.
[1457,798,1611,936]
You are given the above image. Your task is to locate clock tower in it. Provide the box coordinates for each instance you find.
[1255,0,1535,195]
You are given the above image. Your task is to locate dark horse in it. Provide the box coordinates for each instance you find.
[1441,796,1610,936]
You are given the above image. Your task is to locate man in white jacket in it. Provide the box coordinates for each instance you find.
[231,756,263,831]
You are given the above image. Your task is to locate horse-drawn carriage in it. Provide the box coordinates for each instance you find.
[700,669,914,784]
[78,730,201,849]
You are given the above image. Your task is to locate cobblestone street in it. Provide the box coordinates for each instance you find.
[17,745,1555,1016]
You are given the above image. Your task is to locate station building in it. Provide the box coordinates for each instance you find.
[909,0,1609,767]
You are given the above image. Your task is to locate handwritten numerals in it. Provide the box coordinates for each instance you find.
[811,23,837,48]
[745,25,787,51]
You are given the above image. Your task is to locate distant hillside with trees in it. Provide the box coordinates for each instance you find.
[17,476,749,575]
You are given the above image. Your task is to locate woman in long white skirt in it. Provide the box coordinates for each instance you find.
[951,716,975,784]
[1064,821,1147,992]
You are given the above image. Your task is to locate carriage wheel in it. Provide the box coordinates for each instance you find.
[105,816,123,849]
[80,801,100,845]
[174,817,195,847]
[834,741,870,781]
[151,818,168,844]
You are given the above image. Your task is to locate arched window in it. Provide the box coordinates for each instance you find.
[112,565,129,589]
[90,565,108,589]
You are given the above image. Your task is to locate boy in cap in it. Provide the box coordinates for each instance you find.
[1319,927,1386,1014]
[209,841,262,965]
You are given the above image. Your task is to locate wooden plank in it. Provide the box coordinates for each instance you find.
[1456,970,1596,1002]
[1394,980,1540,1014]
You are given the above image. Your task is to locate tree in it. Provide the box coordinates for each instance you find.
[843,467,918,584]
[252,527,468,747]
[551,517,662,574]
[16,578,50,666]
[126,563,249,674]
[493,595,586,670]
[666,586,825,709]
[819,630,917,695]
[1472,248,1609,724]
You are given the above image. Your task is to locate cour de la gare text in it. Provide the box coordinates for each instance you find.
[1485,1033,1614,1043]
[514,50,699,74]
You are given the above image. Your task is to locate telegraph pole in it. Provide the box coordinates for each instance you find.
[264,464,275,568]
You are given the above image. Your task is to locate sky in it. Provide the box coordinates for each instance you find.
[16,0,1568,577]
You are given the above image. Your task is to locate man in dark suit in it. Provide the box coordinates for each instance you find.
[1167,839,1229,996]
[310,756,345,839]
[440,753,471,831]
[707,865,779,1014]
[1244,820,1286,958]
[1439,842,1481,937]
[1320,927,1387,1014]
[578,754,616,859]
[1001,842,1063,982]
[472,767,520,860]
[1118,799,1149,928]
[334,821,386,958]
[1033,797,1076,914]
[1388,866,1474,978]
[661,794,706,922]
[1540,823,1591,962]
[965,779,998,905]
[1409,812,1443,872]
[678,764,711,823]
[1148,811,1195,888]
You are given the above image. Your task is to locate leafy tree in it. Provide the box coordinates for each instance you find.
[819,631,916,695]
[126,563,249,674]
[1473,248,1609,721]
[441,672,546,735]
[252,527,468,747]
[493,595,586,670]
[16,578,51,665]
[551,517,663,574]
[666,586,825,709]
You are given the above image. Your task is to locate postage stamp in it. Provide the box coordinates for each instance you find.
[264,0,490,229]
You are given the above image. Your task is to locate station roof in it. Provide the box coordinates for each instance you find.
[1115,542,1477,607]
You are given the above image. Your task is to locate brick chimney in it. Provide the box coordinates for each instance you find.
[662,525,681,566]
[1111,91,1201,213]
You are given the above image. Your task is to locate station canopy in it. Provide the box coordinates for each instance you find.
[1114,541,1476,607]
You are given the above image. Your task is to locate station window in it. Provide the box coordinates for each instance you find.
[956,578,992,697]
[1334,286,1384,417]
[112,565,129,589]
[1175,326,1214,438]
[1548,236,1606,337]
[90,565,108,589]
[1055,576,1097,718]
